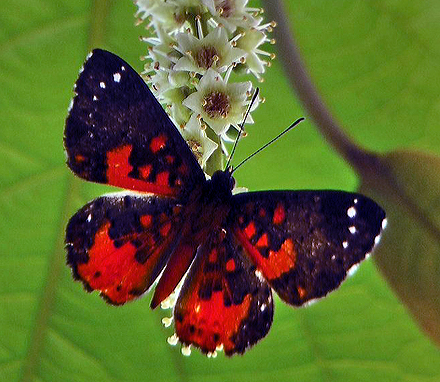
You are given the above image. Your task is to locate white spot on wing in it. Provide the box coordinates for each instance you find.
[342,241,348,249]
[121,65,126,71]
[354,198,358,204]
[260,303,267,312]
[347,206,356,218]
[86,214,92,222]
[255,269,264,281]
[67,99,74,112]
[382,218,388,230]
[374,233,382,245]
[303,298,318,307]
[348,263,360,277]
[113,72,121,82]
[99,81,106,88]
[349,226,357,234]
[93,95,98,101]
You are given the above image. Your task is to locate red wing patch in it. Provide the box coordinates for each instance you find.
[150,242,197,309]
[66,195,182,305]
[64,49,205,198]
[235,229,297,281]
[231,190,386,306]
[105,144,176,196]
[174,231,273,356]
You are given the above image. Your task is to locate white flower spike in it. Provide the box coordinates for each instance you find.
[135,0,274,173]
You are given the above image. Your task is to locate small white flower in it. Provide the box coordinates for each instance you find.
[148,69,172,94]
[181,114,218,167]
[236,27,274,76]
[201,0,261,32]
[142,24,176,89]
[161,87,192,127]
[174,27,246,74]
[182,69,251,135]
[136,0,204,32]
[136,0,181,31]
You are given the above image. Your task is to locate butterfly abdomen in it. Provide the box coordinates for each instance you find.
[148,171,234,308]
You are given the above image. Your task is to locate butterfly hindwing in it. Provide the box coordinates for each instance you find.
[174,229,274,356]
[65,49,205,198]
[230,190,386,306]
[66,194,183,305]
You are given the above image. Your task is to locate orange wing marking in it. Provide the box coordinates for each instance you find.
[176,291,251,354]
[150,134,167,153]
[208,249,218,263]
[273,202,286,225]
[235,229,297,281]
[77,222,143,304]
[244,221,256,239]
[226,258,236,272]
[160,221,172,237]
[140,214,152,228]
[106,144,177,196]
[139,164,152,180]
[256,233,269,248]
[156,171,170,187]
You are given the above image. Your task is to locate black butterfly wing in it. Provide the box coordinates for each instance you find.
[174,229,274,356]
[229,190,386,306]
[66,194,183,305]
[65,49,205,198]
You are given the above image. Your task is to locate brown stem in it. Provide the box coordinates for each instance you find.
[262,0,381,181]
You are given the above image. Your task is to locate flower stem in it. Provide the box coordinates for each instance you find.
[262,0,382,182]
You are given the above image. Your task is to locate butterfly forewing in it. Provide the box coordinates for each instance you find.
[66,194,183,305]
[65,49,204,198]
[174,230,274,356]
[230,190,386,306]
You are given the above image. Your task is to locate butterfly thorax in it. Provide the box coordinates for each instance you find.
[177,169,234,244]
[204,169,235,203]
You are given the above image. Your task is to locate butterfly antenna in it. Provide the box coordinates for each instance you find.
[225,88,260,169]
[232,117,305,173]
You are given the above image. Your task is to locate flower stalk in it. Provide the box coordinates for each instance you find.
[135,0,275,176]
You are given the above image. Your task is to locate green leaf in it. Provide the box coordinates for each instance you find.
[1,1,440,382]
[360,150,440,346]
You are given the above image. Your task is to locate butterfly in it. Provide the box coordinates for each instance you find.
[64,49,386,356]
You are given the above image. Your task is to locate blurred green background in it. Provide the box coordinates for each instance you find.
[1,1,440,381]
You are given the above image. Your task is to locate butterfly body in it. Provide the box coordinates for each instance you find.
[65,49,386,356]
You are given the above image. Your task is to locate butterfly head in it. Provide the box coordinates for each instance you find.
[207,168,235,202]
